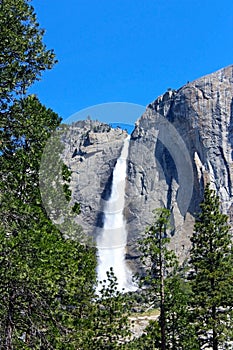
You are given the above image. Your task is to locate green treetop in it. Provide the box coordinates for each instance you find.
[0,0,56,109]
[134,208,197,350]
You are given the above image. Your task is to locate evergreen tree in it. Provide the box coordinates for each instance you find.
[0,96,97,349]
[0,217,96,349]
[0,0,56,110]
[134,208,197,350]
[189,184,233,349]
[0,1,98,347]
[84,268,131,350]
[138,208,174,350]
[164,266,199,350]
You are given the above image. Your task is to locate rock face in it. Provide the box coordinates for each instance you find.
[60,65,233,272]
[61,120,128,240]
[126,65,233,267]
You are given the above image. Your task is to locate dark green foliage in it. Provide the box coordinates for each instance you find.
[0,217,97,349]
[0,0,135,348]
[62,164,72,182]
[0,95,98,348]
[189,184,233,349]
[84,268,131,350]
[138,208,177,349]
[0,45,99,345]
[72,202,81,214]
[63,183,72,201]
[0,3,128,344]
[124,320,160,350]
[0,96,61,204]
[0,0,56,109]
[135,209,197,349]
[138,209,176,290]
[164,266,199,350]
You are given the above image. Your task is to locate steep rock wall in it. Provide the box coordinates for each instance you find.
[126,65,233,267]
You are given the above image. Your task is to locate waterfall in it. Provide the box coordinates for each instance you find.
[96,135,136,292]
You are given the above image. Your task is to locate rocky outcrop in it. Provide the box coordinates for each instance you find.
[61,120,128,240]
[126,65,233,267]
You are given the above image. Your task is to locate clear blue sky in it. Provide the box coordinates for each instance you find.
[31,0,233,122]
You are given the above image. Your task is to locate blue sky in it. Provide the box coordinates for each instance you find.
[31,0,233,123]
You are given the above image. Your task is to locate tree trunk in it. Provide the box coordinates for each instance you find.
[212,304,218,350]
[5,289,15,350]
[210,239,218,350]
[159,225,166,350]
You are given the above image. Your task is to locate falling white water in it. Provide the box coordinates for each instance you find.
[96,135,136,292]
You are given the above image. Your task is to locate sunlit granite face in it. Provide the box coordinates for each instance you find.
[58,66,233,273]
[125,65,233,270]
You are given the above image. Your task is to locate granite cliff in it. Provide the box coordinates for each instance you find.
[60,65,233,270]
[126,64,233,267]
[61,119,128,239]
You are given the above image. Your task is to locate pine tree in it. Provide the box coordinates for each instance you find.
[0,96,97,349]
[0,0,56,110]
[83,268,131,350]
[138,208,174,350]
[164,265,199,350]
[136,208,197,349]
[0,219,97,349]
[189,184,233,349]
[0,1,98,347]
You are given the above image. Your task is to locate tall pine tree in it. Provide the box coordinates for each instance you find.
[189,184,233,349]
[135,208,197,349]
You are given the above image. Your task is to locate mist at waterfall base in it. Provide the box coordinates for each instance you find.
[96,136,137,293]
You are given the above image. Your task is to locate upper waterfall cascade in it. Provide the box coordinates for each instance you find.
[96,135,136,292]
